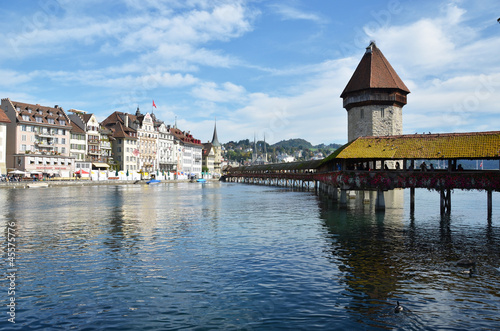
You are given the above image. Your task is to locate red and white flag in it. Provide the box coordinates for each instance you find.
[152,100,157,108]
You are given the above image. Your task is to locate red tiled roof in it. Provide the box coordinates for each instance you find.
[0,108,11,123]
[11,101,71,127]
[101,111,124,126]
[81,113,93,123]
[70,121,85,134]
[170,127,202,146]
[341,42,410,98]
[102,111,138,139]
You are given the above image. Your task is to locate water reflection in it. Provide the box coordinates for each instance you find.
[318,188,500,329]
[0,184,499,330]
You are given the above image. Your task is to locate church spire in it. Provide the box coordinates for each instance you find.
[263,133,268,163]
[211,117,221,147]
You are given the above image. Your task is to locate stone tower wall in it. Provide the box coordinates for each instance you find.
[347,104,402,142]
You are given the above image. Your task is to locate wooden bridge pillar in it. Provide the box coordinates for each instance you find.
[339,189,347,208]
[440,189,451,215]
[363,190,370,204]
[375,189,385,211]
[487,189,492,219]
[410,187,415,214]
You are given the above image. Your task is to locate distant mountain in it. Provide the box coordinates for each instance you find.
[271,139,342,150]
[271,138,313,150]
[222,138,343,163]
[315,143,343,150]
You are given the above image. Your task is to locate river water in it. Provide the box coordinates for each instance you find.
[1,182,499,330]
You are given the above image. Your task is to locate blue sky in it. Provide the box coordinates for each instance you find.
[1,0,499,145]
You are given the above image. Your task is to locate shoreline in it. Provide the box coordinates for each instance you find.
[0,178,220,189]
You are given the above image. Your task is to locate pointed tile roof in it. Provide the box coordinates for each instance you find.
[211,121,221,147]
[340,42,410,98]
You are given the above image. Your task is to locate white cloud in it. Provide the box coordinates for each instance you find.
[269,4,324,23]
[192,82,246,102]
[0,70,34,86]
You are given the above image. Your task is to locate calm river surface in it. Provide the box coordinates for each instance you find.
[1,182,499,330]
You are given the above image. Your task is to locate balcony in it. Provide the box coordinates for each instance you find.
[35,141,54,149]
[35,131,54,138]
[343,91,407,108]
[100,142,111,149]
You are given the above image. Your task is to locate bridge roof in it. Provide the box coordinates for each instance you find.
[230,159,323,172]
[324,131,500,161]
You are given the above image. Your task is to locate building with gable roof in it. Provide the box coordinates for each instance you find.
[169,126,203,177]
[133,107,158,175]
[156,121,177,173]
[1,98,74,177]
[202,120,223,176]
[202,142,215,175]
[0,107,10,175]
[69,119,90,175]
[101,111,139,173]
[341,41,410,142]
[69,110,112,170]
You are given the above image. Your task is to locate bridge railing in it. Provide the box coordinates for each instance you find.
[313,170,500,192]
[227,169,500,192]
[227,172,316,181]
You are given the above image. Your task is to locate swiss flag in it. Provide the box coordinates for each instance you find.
[152,100,157,108]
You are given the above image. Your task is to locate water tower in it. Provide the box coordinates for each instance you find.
[341,41,410,142]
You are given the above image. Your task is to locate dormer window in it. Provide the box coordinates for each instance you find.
[22,115,30,121]
[59,120,66,125]
[27,108,32,113]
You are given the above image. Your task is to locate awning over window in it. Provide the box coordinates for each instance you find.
[92,162,110,168]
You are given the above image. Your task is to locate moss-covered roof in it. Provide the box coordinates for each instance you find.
[330,131,500,160]
[229,131,500,173]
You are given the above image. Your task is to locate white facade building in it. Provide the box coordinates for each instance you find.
[0,108,10,175]
[157,123,176,172]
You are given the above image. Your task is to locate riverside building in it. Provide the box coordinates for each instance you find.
[1,98,74,177]
[0,107,10,175]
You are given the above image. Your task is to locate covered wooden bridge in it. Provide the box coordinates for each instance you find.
[225,131,500,216]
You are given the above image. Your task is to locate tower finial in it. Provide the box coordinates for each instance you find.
[366,40,376,53]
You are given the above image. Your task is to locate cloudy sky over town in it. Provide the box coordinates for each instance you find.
[1,0,499,145]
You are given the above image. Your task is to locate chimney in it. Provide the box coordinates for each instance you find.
[124,113,129,127]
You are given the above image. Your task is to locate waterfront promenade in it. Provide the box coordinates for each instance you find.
[0,178,214,189]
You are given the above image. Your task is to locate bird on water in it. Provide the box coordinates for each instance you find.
[394,301,403,314]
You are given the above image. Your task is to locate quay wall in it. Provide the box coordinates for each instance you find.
[0,179,217,189]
